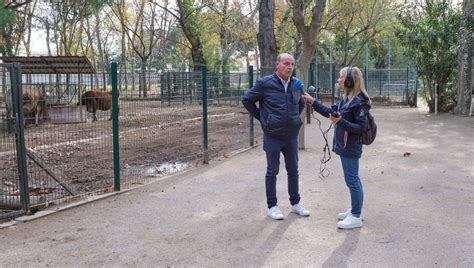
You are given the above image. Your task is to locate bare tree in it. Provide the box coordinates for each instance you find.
[4,1,32,9]
[119,0,128,92]
[327,0,388,67]
[46,0,104,56]
[21,0,38,56]
[95,13,107,90]
[113,0,160,97]
[108,0,131,91]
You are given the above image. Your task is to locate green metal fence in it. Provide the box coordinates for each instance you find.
[309,63,417,106]
[0,63,263,218]
[1,63,27,219]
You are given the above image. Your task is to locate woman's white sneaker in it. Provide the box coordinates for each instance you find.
[337,214,363,229]
[268,206,284,220]
[291,203,310,216]
[337,209,364,221]
[337,208,352,220]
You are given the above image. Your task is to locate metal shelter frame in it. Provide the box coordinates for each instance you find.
[0,56,95,74]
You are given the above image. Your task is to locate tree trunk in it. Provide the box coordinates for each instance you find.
[454,0,473,115]
[147,57,152,93]
[120,14,127,92]
[22,0,37,56]
[45,20,52,56]
[94,14,108,91]
[121,31,128,93]
[84,18,99,88]
[257,0,277,74]
[177,0,207,71]
[130,51,136,92]
[140,60,147,98]
[290,0,327,149]
[220,0,230,90]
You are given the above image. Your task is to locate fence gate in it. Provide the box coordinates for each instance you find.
[1,63,30,219]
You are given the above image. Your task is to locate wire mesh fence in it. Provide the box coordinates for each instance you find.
[310,63,417,106]
[0,65,22,218]
[0,65,263,219]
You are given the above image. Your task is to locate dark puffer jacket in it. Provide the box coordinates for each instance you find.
[242,73,305,140]
[311,92,370,158]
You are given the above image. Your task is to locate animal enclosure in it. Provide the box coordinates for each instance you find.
[0,65,260,218]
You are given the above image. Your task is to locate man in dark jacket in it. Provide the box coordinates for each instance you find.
[242,53,310,220]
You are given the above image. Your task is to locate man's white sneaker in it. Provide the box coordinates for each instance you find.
[337,209,364,221]
[291,203,310,216]
[268,206,284,220]
[337,213,363,229]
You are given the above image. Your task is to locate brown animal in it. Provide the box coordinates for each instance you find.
[80,90,114,122]
[407,93,415,107]
[22,85,47,126]
[6,86,47,127]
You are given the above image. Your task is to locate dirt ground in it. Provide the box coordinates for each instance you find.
[0,106,473,267]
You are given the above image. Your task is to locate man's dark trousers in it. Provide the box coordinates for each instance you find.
[263,134,300,208]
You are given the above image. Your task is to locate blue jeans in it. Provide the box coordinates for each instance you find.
[263,134,300,208]
[340,156,364,217]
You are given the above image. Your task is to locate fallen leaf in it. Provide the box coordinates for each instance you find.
[223,149,230,158]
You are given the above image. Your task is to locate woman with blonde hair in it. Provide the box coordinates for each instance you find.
[303,66,371,229]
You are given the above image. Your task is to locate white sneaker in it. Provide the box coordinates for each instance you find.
[337,209,364,221]
[268,206,284,220]
[337,213,363,229]
[291,203,310,216]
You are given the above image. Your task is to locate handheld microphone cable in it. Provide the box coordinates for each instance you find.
[312,112,334,180]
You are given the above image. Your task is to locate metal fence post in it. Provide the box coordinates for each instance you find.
[405,67,409,104]
[364,65,368,91]
[167,72,171,106]
[307,64,313,124]
[414,70,418,107]
[12,63,30,213]
[248,65,254,147]
[201,65,209,164]
[379,70,383,97]
[329,48,335,104]
[237,74,242,106]
[111,62,120,191]
[182,73,186,104]
[189,73,193,104]
[388,35,391,98]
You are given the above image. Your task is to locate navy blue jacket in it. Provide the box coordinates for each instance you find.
[242,73,305,140]
[311,92,370,158]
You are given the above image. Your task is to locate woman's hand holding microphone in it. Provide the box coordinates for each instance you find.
[302,92,314,103]
[302,92,341,124]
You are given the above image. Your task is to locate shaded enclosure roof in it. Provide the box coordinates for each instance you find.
[0,56,95,74]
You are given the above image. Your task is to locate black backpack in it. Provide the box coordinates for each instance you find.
[362,112,377,145]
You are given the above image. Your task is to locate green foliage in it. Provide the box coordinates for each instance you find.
[396,0,462,112]
[0,3,16,55]
[0,3,15,28]
[275,3,297,54]
[323,0,393,67]
[155,26,190,71]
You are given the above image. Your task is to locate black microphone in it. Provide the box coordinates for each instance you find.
[331,107,340,118]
